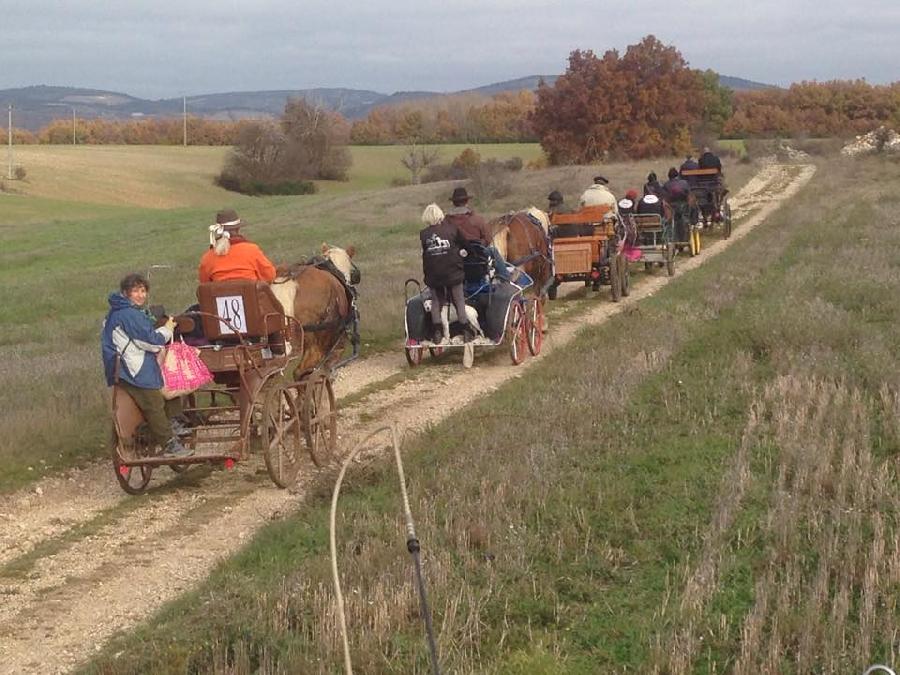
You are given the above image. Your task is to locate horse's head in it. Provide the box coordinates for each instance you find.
[321,243,360,286]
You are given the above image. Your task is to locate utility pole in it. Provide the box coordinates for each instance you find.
[7,105,12,180]
[183,96,187,147]
[72,108,76,145]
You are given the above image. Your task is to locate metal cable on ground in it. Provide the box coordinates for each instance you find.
[329,423,441,675]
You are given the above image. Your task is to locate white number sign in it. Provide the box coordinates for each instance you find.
[215,295,247,334]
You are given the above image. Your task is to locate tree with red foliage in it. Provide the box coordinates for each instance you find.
[531,36,709,163]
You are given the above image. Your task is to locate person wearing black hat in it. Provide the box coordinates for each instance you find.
[547,190,574,216]
[445,186,511,281]
[580,175,618,213]
[198,209,276,283]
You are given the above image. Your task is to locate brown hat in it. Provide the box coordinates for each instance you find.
[215,209,242,229]
[451,187,471,204]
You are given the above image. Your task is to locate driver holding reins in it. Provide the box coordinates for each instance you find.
[198,209,276,283]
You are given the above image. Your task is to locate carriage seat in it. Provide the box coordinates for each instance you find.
[196,280,286,343]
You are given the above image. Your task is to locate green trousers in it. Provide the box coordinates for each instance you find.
[119,382,182,445]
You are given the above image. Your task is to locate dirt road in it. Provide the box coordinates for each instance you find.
[0,163,815,674]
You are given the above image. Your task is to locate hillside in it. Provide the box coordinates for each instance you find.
[1,72,769,130]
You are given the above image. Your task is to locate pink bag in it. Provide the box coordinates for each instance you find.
[159,341,214,400]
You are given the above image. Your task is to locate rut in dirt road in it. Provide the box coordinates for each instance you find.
[0,163,814,674]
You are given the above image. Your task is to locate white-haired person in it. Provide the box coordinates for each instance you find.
[419,203,476,343]
[198,209,276,283]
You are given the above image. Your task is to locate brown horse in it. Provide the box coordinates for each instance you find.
[271,243,359,377]
[489,208,553,298]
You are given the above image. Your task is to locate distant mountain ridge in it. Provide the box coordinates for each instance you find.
[0,74,772,131]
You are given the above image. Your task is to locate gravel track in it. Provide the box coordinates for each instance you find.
[0,163,815,674]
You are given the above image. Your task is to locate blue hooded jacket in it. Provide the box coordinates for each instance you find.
[101,292,173,388]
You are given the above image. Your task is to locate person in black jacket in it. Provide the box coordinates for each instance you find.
[419,203,476,343]
[643,172,663,197]
[698,146,723,172]
[663,168,693,241]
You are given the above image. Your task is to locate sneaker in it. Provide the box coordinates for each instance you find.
[163,437,193,458]
[170,418,192,437]
[463,324,477,343]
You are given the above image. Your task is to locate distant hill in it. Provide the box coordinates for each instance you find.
[0,73,772,131]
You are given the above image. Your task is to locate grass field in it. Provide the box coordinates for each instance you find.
[0,144,754,493]
[77,156,900,673]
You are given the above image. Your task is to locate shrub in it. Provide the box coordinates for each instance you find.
[14,166,26,181]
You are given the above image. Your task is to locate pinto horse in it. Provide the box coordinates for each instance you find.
[271,243,360,377]
[489,208,553,298]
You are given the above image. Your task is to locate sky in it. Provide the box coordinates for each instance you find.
[2,0,897,99]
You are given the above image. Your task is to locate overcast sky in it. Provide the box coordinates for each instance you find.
[2,0,897,99]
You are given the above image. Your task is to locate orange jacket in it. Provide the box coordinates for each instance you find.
[198,241,276,283]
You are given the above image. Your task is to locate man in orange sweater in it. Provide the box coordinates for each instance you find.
[198,210,276,283]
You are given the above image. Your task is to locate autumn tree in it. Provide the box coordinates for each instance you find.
[531,36,708,163]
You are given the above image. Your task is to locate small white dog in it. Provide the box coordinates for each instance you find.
[439,303,483,343]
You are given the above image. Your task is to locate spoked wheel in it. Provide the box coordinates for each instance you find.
[111,428,153,495]
[527,298,544,356]
[405,341,423,367]
[610,257,622,302]
[723,202,733,238]
[509,301,528,365]
[620,257,631,297]
[261,380,304,489]
[666,243,676,277]
[302,376,338,467]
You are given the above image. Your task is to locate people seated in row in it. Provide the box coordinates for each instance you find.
[419,203,477,344]
[101,273,193,458]
[445,187,511,282]
[198,209,276,283]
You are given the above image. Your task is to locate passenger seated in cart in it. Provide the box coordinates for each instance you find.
[198,209,277,283]
[445,187,511,282]
[547,190,575,217]
[101,273,193,458]
[644,172,663,197]
[580,175,618,214]
[637,193,665,217]
[698,146,723,172]
[419,204,477,344]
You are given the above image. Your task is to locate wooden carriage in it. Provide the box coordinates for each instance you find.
[110,279,337,495]
[681,167,732,239]
[548,204,628,301]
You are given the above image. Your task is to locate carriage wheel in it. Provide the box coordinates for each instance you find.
[405,341,423,367]
[723,202,733,238]
[262,381,304,488]
[302,376,338,467]
[111,428,153,495]
[508,302,528,365]
[527,299,544,356]
[666,243,676,277]
[610,257,622,302]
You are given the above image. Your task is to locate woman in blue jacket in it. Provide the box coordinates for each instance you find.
[101,273,192,457]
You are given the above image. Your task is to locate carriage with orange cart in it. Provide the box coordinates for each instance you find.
[547,204,628,301]
[110,263,358,495]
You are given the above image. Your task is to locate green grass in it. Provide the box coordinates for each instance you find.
[79,157,900,673]
[0,144,756,493]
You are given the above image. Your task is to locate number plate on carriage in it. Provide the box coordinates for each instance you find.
[215,295,247,334]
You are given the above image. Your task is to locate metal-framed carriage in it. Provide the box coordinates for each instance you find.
[625,213,676,277]
[403,246,542,369]
[110,279,340,495]
[547,204,628,302]
[681,167,732,239]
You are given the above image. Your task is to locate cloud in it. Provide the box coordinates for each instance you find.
[2,0,897,97]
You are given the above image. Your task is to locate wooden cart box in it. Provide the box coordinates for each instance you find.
[553,241,594,275]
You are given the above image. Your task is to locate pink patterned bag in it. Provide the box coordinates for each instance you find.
[159,341,214,400]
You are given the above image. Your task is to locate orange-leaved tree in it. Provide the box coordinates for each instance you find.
[531,36,708,163]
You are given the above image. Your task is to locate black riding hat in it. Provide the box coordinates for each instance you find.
[547,190,564,204]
